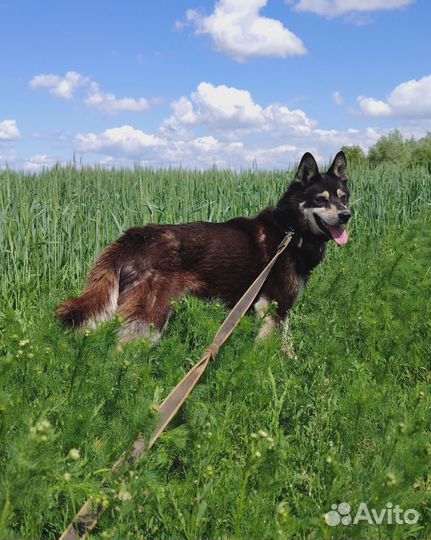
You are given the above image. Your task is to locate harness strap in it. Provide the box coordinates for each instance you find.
[59,231,294,540]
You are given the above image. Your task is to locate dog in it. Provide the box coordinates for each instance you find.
[57,151,351,346]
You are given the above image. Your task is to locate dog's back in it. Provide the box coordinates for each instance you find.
[57,214,281,342]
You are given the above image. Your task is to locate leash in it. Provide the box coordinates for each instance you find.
[59,231,294,540]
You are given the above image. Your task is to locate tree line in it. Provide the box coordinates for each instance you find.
[342,130,431,167]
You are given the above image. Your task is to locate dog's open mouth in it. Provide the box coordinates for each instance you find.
[314,215,349,246]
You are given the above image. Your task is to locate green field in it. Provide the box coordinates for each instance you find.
[0,163,430,540]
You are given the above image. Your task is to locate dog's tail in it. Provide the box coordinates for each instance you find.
[57,246,121,329]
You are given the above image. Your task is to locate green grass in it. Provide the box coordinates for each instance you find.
[0,163,430,540]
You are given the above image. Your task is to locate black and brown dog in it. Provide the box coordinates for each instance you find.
[57,151,351,344]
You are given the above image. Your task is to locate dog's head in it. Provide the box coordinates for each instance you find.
[276,151,351,245]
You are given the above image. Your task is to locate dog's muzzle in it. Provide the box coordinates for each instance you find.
[338,210,351,224]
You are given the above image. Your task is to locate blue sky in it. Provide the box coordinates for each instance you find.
[0,0,430,170]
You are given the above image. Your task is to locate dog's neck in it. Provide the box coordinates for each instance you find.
[271,206,326,245]
[268,204,328,277]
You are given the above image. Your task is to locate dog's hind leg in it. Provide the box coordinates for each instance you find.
[57,245,120,329]
[117,273,181,344]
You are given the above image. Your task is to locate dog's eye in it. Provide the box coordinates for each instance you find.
[340,195,347,205]
[314,195,328,205]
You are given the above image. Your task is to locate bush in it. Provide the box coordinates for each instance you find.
[409,133,431,167]
[340,145,367,166]
[367,130,431,167]
[368,130,411,166]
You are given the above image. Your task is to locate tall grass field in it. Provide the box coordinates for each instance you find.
[0,162,430,540]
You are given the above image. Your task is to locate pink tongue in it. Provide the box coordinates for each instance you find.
[327,225,349,246]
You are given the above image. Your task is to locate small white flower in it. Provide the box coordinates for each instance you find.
[118,484,132,501]
[68,448,81,461]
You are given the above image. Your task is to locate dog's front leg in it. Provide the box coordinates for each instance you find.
[254,296,279,341]
[255,296,297,358]
[257,314,279,340]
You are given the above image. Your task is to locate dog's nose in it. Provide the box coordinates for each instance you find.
[338,210,351,224]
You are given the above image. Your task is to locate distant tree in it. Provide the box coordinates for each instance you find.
[409,133,431,167]
[368,130,412,166]
[341,145,366,165]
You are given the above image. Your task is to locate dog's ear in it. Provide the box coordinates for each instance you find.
[327,151,347,181]
[294,152,319,184]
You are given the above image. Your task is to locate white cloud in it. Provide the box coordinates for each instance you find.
[20,123,429,172]
[186,0,307,61]
[163,82,316,138]
[358,75,431,118]
[72,123,395,169]
[332,90,343,105]
[74,126,248,168]
[29,71,89,100]
[27,78,429,170]
[30,71,157,114]
[357,97,392,116]
[293,0,415,17]
[73,80,429,168]
[263,103,315,134]
[312,127,379,148]
[162,136,247,168]
[0,120,21,140]
[167,82,264,128]
[0,148,17,170]
[84,82,152,114]
[56,122,429,170]
[75,125,166,156]
[69,92,346,167]
[23,154,57,172]
[244,143,301,168]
